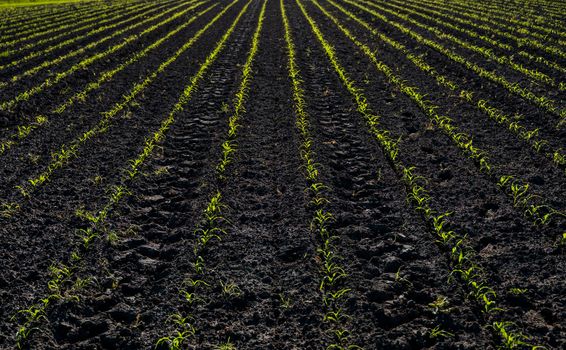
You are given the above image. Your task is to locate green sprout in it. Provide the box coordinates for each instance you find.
[430,325,454,339]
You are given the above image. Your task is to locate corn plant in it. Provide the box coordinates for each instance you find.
[281,1,360,348]
[430,325,454,338]
[299,0,542,346]
[491,322,546,349]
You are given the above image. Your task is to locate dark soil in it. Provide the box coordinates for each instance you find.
[0,0,564,349]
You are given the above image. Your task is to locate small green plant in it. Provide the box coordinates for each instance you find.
[220,280,242,299]
[509,288,527,296]
[153,166,169,176]
[107,230,119,245]
[27,153,41,165]
[194,255,205,275]
[0,202,20,218]
[428,296,450,314]
[394,267,413,287]
[91,175,104,185]
[429,325,454,338]
[323,308,349,323]
[156,314,196,350]
[216,337,236,350]
[179,289,201,305]
[491,321,545,349]
[279,293,292,309]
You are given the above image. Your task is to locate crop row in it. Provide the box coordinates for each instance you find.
[424,0,566,38]
[412,0,566,56]
[3,1,562,348]
[376,0,565,88]
[0,0,176,72]
[296,0,546,347]
[281,0,360,348]
[0,1,212,162]
[472,0,563,17]
[355,0,565,121]
[10,0,245,347]
[349,0,565,126]
[0,4,72,28]
[0,1,97,39]
[5,0,227,206]
[0,0,142,51]
[324,0,566,233]
[154,0,263,348]
[0,0,185,81]
[327,0,565,175]
[0,0,204,112]
[0,1,117,42]
[387,0,566,77]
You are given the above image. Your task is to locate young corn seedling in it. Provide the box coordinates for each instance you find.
[220,281,242,299]
[76,227,99,249]
[323,288,351,307]
[0,202,20,218]
[429,325,454,339]
[179,290,202,305]
[156,314,197,350]
[279,293,292,309]
[428,296,450,314]
[193,255,205,275]
[216,338,237,350]
[394,267,414,288]
[510,182,531,207]
[491,321,545,349]
[432,212,455,244]
[323,308,349,323]
[509,288,527,296]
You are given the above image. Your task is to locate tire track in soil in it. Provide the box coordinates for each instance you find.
[304,0,564,346]
[285,0,493,348]
[333,0,566,145]
[11,2,261,349]
[318,1,566,218]
[184,2,322,348]
[0,0,209,139]
[322,0,566,182]
[0,2,249,346]
[0,1,216,198]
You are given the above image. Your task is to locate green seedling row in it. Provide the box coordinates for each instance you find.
[296,0,547,347]
[421,0,566,38]
[281,0,362,348]
[385,0,566,77]
[0,0,205,111]
[9,0,231,201]
[0,0,118,40]
[11,1,245,347]
[348,0,566,126]
[155,0,260,348]
[0,0,176,70]
[374,0,565,89]
[0,0,142,50]
[327,1,565,174]
[0,0,97,38]
[0,1,213,159]
[320,0,566,230]
[393,0,566,47]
